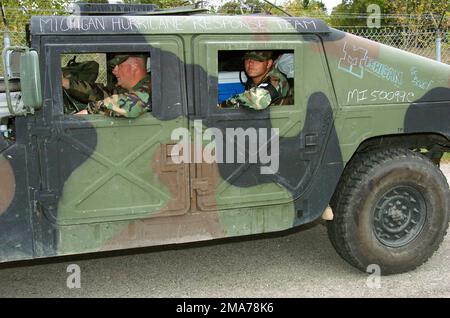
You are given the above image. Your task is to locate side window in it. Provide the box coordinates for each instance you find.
[217,50,295,108]
[61,51,152,117]
[61,53,107,85]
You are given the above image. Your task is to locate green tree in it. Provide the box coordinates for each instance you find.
[386,0,448,29]
[217,0,241,14]
[216,0,276,15]
[0,0,69,32]
[329,0,448,28]
[283,0,327,18]
[329,0,387,27]
[76,0,109,3]
[123,0,199,9]
[384,0,448,51]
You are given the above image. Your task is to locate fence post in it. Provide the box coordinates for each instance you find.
[436,29,441,63]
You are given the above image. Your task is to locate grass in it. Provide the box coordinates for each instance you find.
[442,153,450,163]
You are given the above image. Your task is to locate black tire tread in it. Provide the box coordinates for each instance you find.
[327,147,450,274]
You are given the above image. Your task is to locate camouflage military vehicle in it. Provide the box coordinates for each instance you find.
[1,3,449,275]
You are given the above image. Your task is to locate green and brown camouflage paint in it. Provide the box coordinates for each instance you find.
[0,15,449,262]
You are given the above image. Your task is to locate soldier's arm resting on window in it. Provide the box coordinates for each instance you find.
[220,86,275,110]
[86,91,151,118]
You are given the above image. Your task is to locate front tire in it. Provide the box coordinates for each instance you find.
[327,148,450,275]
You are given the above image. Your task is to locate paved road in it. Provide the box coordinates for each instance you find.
[1,165,449,298]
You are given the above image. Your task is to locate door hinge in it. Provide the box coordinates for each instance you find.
[305,133,319,154]
[36,190,59,206]
[29,126,53,138]
[191,178,209,194]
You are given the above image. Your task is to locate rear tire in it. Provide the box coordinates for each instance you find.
[327,148,450,275]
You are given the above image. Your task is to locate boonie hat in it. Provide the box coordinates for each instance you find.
[243,51,273,61]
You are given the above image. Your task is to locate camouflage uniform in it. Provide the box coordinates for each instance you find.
[66,74,151,118]
[221,61,290,111]
[65,54,151,118]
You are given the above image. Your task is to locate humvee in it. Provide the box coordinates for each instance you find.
[1,3,449,275]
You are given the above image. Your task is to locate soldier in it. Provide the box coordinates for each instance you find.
[62,54,151,118]
[219,51,290,110]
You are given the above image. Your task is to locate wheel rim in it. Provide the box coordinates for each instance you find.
[372,185,427,248]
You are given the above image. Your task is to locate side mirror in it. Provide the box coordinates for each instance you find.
[2,46,42,115]
[19,50,42,110]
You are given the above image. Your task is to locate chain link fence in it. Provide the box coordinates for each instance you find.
[61,53,108,84]
[338,27,449,65]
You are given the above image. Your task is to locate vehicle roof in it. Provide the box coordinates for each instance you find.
[31,15,330,36]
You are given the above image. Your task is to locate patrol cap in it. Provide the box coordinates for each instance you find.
[108,53,148,68]
[243,51,273,62]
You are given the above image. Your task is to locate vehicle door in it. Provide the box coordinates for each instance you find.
[35,35,190,227]
[192,34,338,214]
